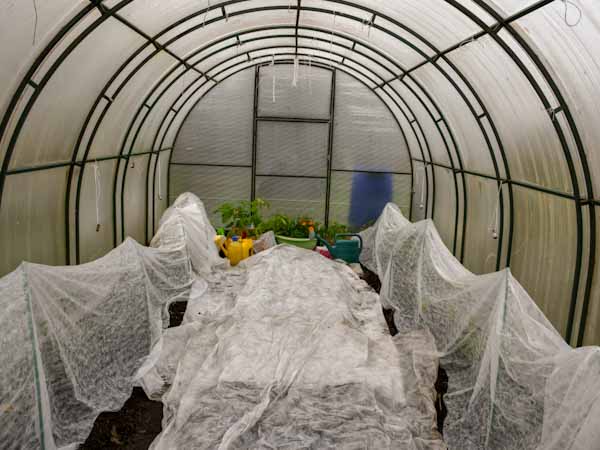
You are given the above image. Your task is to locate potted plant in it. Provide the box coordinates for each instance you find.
[214,198,269,238]
[317,222,349,244]
[257,215,319,250]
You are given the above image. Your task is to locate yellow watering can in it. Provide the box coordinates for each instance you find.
[215,235,254,266]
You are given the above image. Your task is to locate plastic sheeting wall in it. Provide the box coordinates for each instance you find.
[171,64,411,226]
[0,0,599,346]
[255,65,332,221]
[170,68,255,225]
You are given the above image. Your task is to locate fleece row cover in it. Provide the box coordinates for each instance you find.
[360,203,600,450]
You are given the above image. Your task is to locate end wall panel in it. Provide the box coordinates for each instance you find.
[169,164,252,226]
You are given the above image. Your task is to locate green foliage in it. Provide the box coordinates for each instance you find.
[213,199,359,243]
[317,222,350,244]
[214,198,269,236]
[257,215,319,238]
[256,214,291,236]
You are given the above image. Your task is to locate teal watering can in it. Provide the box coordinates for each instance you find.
[317,233,363,264]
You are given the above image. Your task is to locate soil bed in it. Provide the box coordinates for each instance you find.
[80,302,186,449]
[80,388,162,450]
[82,267,447,448]
[360,266,448,434]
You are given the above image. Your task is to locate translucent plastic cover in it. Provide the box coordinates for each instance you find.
[0,236,192,449]
[360,203,600,450]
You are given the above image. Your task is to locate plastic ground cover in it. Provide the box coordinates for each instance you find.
[141,243,446,449]
[360,203,600,450]
[0,232,193,448]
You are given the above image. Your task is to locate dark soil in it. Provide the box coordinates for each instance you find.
[435,367,449,434]
[80,301,190,449]
[360,265,448,435]
[80,388,163,449]
[168,301,188,328]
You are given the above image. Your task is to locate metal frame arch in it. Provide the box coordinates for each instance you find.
[125,0,596,341]
[138,47,429,237]
[61,16,439,255]
[163,57,417,228]
[2,0,504,265]
[108,24,467,257]
[454,0,596,345]
[0,0,593,343]
[73,1,517,271]
[104,0,510,233]
[151,1,511,258]
[145,31,438,234]
[111,41,442,245]
[130,39,462,256]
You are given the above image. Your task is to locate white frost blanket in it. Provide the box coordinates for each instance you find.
[142,245,445,449]
[151,192,225,275]
[0,238,193,450]
[360,203,600,450]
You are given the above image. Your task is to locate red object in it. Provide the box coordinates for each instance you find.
[241,230,247,239]
[317,248,332,259]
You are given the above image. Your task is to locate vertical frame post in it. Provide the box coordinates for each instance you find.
[251,65,259,200]
[324,69,336,226]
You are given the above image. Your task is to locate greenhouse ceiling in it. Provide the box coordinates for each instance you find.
[0,0,599,346]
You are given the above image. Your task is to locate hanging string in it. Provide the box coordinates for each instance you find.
[271,54,276,103]
[31,0,38,45]
[419,167,426,210]
[157,155,164,201]
[93,161,102,232]
[292,55,299,87]
[490,182,505,240]
[329,11,336,67]
[562,0,582,27]
[203,0,211,27]
[308,54,312,95]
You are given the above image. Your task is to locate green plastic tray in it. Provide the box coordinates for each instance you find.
[275,235,318,250]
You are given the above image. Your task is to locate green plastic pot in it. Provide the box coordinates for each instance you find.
[275,235,318,250]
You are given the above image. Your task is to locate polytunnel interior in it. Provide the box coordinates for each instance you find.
[2,0,600,448]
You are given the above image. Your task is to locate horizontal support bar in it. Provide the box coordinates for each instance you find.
[171,162,252,169]
[256,116,330,124]
[255,173,327,179]
[462,167,498,182]
[413,158,578,200]
[332,168,411,176]
[6,148,173,175]
[6,160,74,174]
[510,179,576,200]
